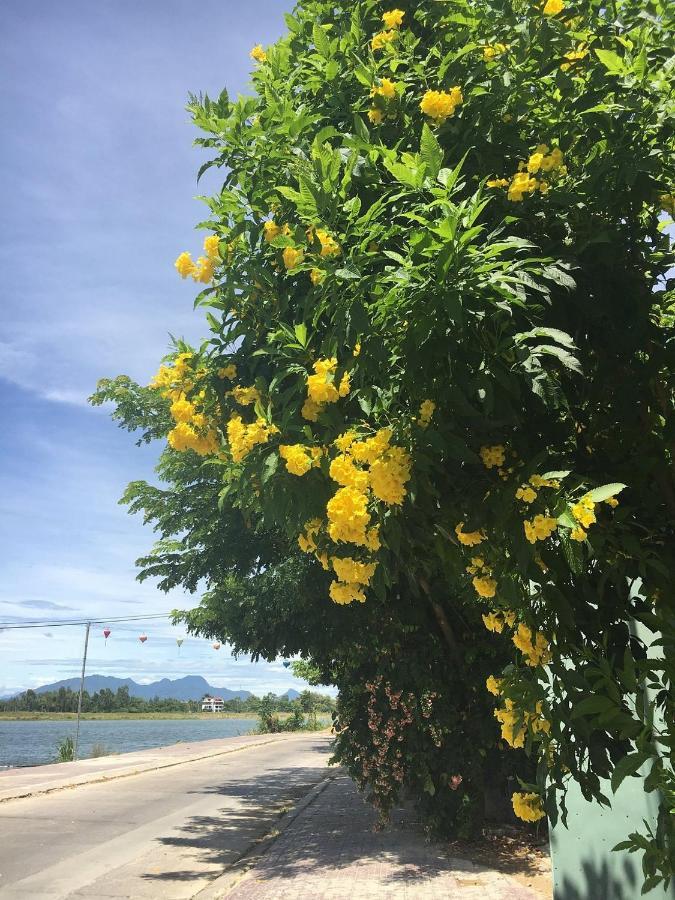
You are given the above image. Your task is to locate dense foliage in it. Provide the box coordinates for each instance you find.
[94,0,674,889]
[1,686,334,715]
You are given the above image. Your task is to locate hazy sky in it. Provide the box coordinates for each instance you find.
[0,0,315,696]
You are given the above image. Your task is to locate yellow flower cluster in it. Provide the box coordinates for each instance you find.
[495,699,550,748]
[151,355,220,457]
[543,0,564,16]
[368,78,399,124]
[279,444,313,476]
[516,485,537,503]
[174,234,221,283]
[480,444,506,468]
[382,8,404,29]
[298,518,322,554]
[315,228,341,258]
[218,364,237,380]
[561,44,588,71]
[467,557,497,598]
[226,415,278,463]
[483,43,507,60]
[513,624,552,667]
[371,9,403,52]
[303,358,350,420]
[420,88,463,124]
[250,44,267,63]
[263,220,290,242]
[512,792,546,822]
[523,514,557,543]
[485,675,503,696]
[327,485,371,545]
[482,610,516,633]
[417,399,435,429]
[455,522,485,546]
[231,385,261,407]
[283,246,304,270]
[329,556,378,605]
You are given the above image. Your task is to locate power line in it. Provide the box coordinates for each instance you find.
[0,612,176,630]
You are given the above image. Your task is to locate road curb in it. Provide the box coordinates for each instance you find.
[193,771,338,900]
[0,736,287,804]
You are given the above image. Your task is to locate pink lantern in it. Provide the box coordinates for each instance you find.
[103,628,111,643]
[139,633,148,644]
[212,641,221,650]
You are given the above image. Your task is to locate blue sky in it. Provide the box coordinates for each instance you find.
[0,0,317,697]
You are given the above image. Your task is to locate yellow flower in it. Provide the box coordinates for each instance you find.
[192,256,216,284]
[315,228,341,258]
[231,385,261,407]
[283,247,304,270]
[483,43,507,60]
[523,514,557,543]
[203,235,220,261]
[570,525,587,542]
[170,398,195,423]
[382,9,404,29]
[480,444,506,469]
[335,431,357,453]
[455,522,485,547]
[512,792,545,822]
[250,44,267,62]
[473,575,497,599]
[353,342,361,357]
[543,0,564,15]
[365,526,381,551]
[174,252,196,279]
[226,415,276,463]
[417,399,436,428]
[302,397,323,422]
[485,675,503,696]
[329,581,366,604]
[571,495,596,529]
[420,88,463,123]
[218,364,237,380]
[513,624,552,667]
[561,45,588,71]
[507,172,538,202]
[329,454,369,491]
[279,444,313,476]
[487,177,509,189]
[370,78,397,100]
[310,268,325,286]
[371,30,397,52]
[515,485,537,504]
[331,556,377,585]
[482,612,504,633]
[368,107,385,125]
[369,446,412,506]
[326,486,371,545]
[263,220,281,242]
[605,497,619,508]
[338,372,351,398]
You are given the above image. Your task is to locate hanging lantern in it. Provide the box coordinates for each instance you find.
[282,660,291,668]
[176,638,184,654]
[139,633,148,644]
[212,641,221,650]
[103,628,111,643]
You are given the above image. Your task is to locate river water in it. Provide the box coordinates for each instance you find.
[0,718,258,768]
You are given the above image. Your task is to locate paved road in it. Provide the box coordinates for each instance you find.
[0,732,332,899]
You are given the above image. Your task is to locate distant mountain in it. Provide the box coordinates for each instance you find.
[284,689,301,700]
[24,675,251,701]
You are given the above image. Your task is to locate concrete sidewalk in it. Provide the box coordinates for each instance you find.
[0,732,301,803]
[222,774,549,899]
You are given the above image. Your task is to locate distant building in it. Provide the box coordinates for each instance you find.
[201,696,224,712]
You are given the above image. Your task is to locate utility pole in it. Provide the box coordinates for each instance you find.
[73,622,90,761]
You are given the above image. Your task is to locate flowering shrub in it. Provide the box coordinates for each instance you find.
[94,0,675,887]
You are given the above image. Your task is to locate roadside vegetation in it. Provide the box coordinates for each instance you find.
[93,0,674,890]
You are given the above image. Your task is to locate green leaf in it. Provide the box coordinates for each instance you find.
[294,323,308,347]
[594,49,625,75]
[420,123,443,180]
[585,483,627,503]
[611,752,649,794]
[335,264,361,281]
[312,23,330,58]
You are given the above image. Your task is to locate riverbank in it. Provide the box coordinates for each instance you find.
[0,710,262,721]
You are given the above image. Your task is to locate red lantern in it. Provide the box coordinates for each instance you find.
[103,628,111,643]
[212,641,221,650]
[139,633,148,644]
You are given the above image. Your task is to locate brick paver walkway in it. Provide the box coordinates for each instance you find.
[224,774,544,899]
